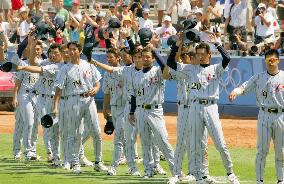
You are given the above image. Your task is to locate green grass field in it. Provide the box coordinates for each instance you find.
[0,133,278,184]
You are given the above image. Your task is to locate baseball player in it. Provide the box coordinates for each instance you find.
[167,37,240,184]
[128,46,175,178]
[17,43,65,166]
[12,40,44,161]
[229,49,284,184]
[92,41,166,176]
[102,48,127,175]
[164,42,214,184]
[52,42,107,174]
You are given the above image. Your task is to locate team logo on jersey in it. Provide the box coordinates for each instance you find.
[83,70,92,78]
[207,74,216,81]
[149,77,159,85]
[274,84,284,93]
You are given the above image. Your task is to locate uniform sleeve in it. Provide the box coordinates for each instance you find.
[91,64,102,83]
[176,63,193,80]
[42,64,57,76]
[54,66,67,89]
[102,73,110,94]
[215,63,225,79]
[239,74,258,95]
[14,71,24,81]
[112,66,124,81]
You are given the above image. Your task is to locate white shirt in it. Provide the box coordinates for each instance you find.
[19,21,32,42]
[225,0,247,27]
[0,22,10,37]
[138,17,154,31]
[176,0,191,17]
[255,12,275,37]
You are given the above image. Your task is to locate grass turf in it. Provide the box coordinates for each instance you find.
[0,133,277,184]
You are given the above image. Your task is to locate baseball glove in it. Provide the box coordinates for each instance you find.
[104,116,114,135]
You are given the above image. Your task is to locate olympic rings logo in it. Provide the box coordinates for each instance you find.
[219,68,242,94]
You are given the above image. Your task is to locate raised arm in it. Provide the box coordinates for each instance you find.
[17,65,43,73]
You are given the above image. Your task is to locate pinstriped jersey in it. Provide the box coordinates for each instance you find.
[130,66,165,105]
[169,68,191,105]
[238,70,284,108]
[55,60,102,96]
[15,60,40,97]
[112,64,139,102]
[177,63,225,101]
[35,60,65,95]
[102,67,125,106]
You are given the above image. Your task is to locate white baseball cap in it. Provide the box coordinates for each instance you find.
[163,15,171,22]
[19,6,28,13]
[195,8,203,15]
[258,3,266,9]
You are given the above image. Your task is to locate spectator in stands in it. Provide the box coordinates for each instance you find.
[138,8,154,31]
[0,13,10,37]
[34,0,44,17]
[116,2,132,21]
[230,28,248,50]
[57,0,70,22]
[66,12,81,42]
[72,0,82,21]
[106,2,118,21]
[94,16,107,48]
[194,9,203,31]
[224,0,248,42]
[157,0,171,27]
[18,7,31,43]
[0,0,11,21]
[206,0,223,28]
[152,15,177,48]
[0,26,8,59]
[188,0,200,18]
[168,0,191,32]
[199,19,222,52]
[252,3,275,45]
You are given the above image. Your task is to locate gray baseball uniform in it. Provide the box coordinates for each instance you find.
[55,60,103,166]
[176,63,234,180]
[130,65,175,175]
[13,60,40,159]
[232,70,284,181]
[102,69,126,169]
[169,68,209,177]
[35,60,64,161]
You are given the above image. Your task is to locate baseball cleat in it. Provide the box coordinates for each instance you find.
[72,164,81,174]
[180,174,196,182]
[94,162,108,172]
[134,156,143,163]
[107,166,116,175]
[25,155,42,161]
[14,154,21,160]
[167,176,179,184]
[47,152,53,163]
[143,172,154,178]
[63,162,71,170]
[196,179,207,184]
[227,173,240,184]
[154,164,167,175]
[51,159,62,168]
[203,175,217,183]
[79,156,93,167]
[277,181,284,184]
[118,157,127,165]
[257,181,263,184]
[129,167,141,176]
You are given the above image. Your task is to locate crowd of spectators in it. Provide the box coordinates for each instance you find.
[0,0,283,56]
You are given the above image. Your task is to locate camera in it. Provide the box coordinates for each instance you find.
[255,7,263,16]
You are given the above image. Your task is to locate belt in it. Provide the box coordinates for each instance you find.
[261,107,284,114]
[137,104,159,110]
[229,25,245,29]
[193,99,215,105]
[61,93,89,100]
[26,90,39,95]
[177,101,190,108]
[41,94,54,98]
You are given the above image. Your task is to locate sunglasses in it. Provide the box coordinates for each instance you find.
[265,58,279,64]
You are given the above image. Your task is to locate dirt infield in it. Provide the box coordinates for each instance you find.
[0,112,258,148]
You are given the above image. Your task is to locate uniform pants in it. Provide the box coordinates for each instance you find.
[64,96,102,166]
[256,110,284,181]
[136,106,174,175]
[174,105,209,176]
[189,103,233,180]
